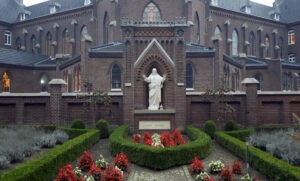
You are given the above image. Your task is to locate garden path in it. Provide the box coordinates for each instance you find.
[81,139,269,181]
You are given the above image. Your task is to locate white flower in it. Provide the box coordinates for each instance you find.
[73,166,83,177]
[195,172,211,181]
[209,160,224,172]
[115,166,124,176]
[241,173,252,181]
[95,154,108,168]
[84,175,95,181]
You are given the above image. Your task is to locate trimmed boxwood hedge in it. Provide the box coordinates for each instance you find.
[0,127,99,181]
[109,125,211,170]
[215,131,300,181]
[225,129,253,142]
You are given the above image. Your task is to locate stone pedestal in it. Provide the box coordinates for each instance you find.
[134,109,176,132]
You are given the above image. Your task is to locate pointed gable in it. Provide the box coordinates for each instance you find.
[134,38,175,68]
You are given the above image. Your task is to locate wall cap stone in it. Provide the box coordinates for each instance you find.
[241,78,259,84]
[48,79,67,85]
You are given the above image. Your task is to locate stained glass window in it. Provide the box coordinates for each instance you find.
[143,3,161,22]
[112,64,121,89]
[2,72,10,92]
[186,63,194,89]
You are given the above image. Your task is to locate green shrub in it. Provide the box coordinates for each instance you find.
[96,119,109,138]
[204,120,217,138]
[0,127,99,181]
[224,121,239,131]
[71,119,85,129]
[109,125,211,170]
[215,131,300,181]
[225,129,253,142]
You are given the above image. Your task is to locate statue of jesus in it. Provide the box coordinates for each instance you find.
[143,68,166,110]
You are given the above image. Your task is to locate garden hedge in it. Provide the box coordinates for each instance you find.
[0,127,99,181]
[109,125,211,170]
[215,131,300,181]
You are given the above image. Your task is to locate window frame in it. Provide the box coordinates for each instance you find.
[185,63,194,89]
[4,31,12,46]
[288,30,295,45]
[111,64,122,90]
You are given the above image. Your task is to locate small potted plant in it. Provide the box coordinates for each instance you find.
[208,160,224,174]
[190,157,205,175]
[232,160,242,174]
[113,152,130,172]
[78,151,94,172]
[195,171,215,181]
[220,165,233,181]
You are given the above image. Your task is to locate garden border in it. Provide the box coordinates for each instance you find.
[109,125,211,170]
[215,131,300,180]
[0,127,99,181]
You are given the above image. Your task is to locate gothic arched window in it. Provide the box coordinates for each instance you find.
[265,35,270,58]
[30,35,36,53]
[232,30,238,56]
[45,32,52,56]
[74,65,81,92]
[194,12,200,44]
[103,12,109,44]
[278,37,283,59]
[62,29,70,55]
[143,2,161,22]
[15,37,21,50]
[112,64,121,89]
[186,63,194,89]
[249,32,256,56]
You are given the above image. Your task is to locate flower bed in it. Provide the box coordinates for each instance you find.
[0,127,99,181]
[132,129,186,148]
[0,126,69,169]
[215,131,300,180]
[249,129,300,166]
[190,158,264,181]
[54,151,129,181]
[109,125,211,170]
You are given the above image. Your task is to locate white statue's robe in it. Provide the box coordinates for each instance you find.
[144,69,165,110]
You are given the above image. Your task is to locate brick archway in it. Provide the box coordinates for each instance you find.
[134,54,174,109]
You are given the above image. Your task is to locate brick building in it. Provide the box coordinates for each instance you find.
[0,0,300,129]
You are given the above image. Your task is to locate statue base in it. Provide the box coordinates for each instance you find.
[133,109,176,132]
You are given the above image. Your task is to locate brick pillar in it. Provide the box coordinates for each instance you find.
[49,79,66,125]
[241,78,259,125]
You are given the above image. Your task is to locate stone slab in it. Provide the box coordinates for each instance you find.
[139,120,171,130]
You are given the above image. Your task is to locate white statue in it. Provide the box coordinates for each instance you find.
[143,68,166,110]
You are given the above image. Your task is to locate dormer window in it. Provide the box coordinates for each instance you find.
[211,0,218,6]
[84,0,91,5]
[289,54,296,63]
[50,6,56,14]
[245,6,251,14]
[20,13,26,21]
[4,31,12,46]
[274,14,280,21]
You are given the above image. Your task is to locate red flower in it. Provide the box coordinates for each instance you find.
[89,164,102,181]
[78,151,94,171]
[254,179,264,181]
[103,165,124,181]
[160,132,175,147]
[205,177,216,181]
[172,129,186,145]
[220,165,233,181]
[232,161,242,175]
[113,152,130,172]
[132,134,141,143]
[54,164,77,181]
[190,157,204,174]
[143,132,153,146]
